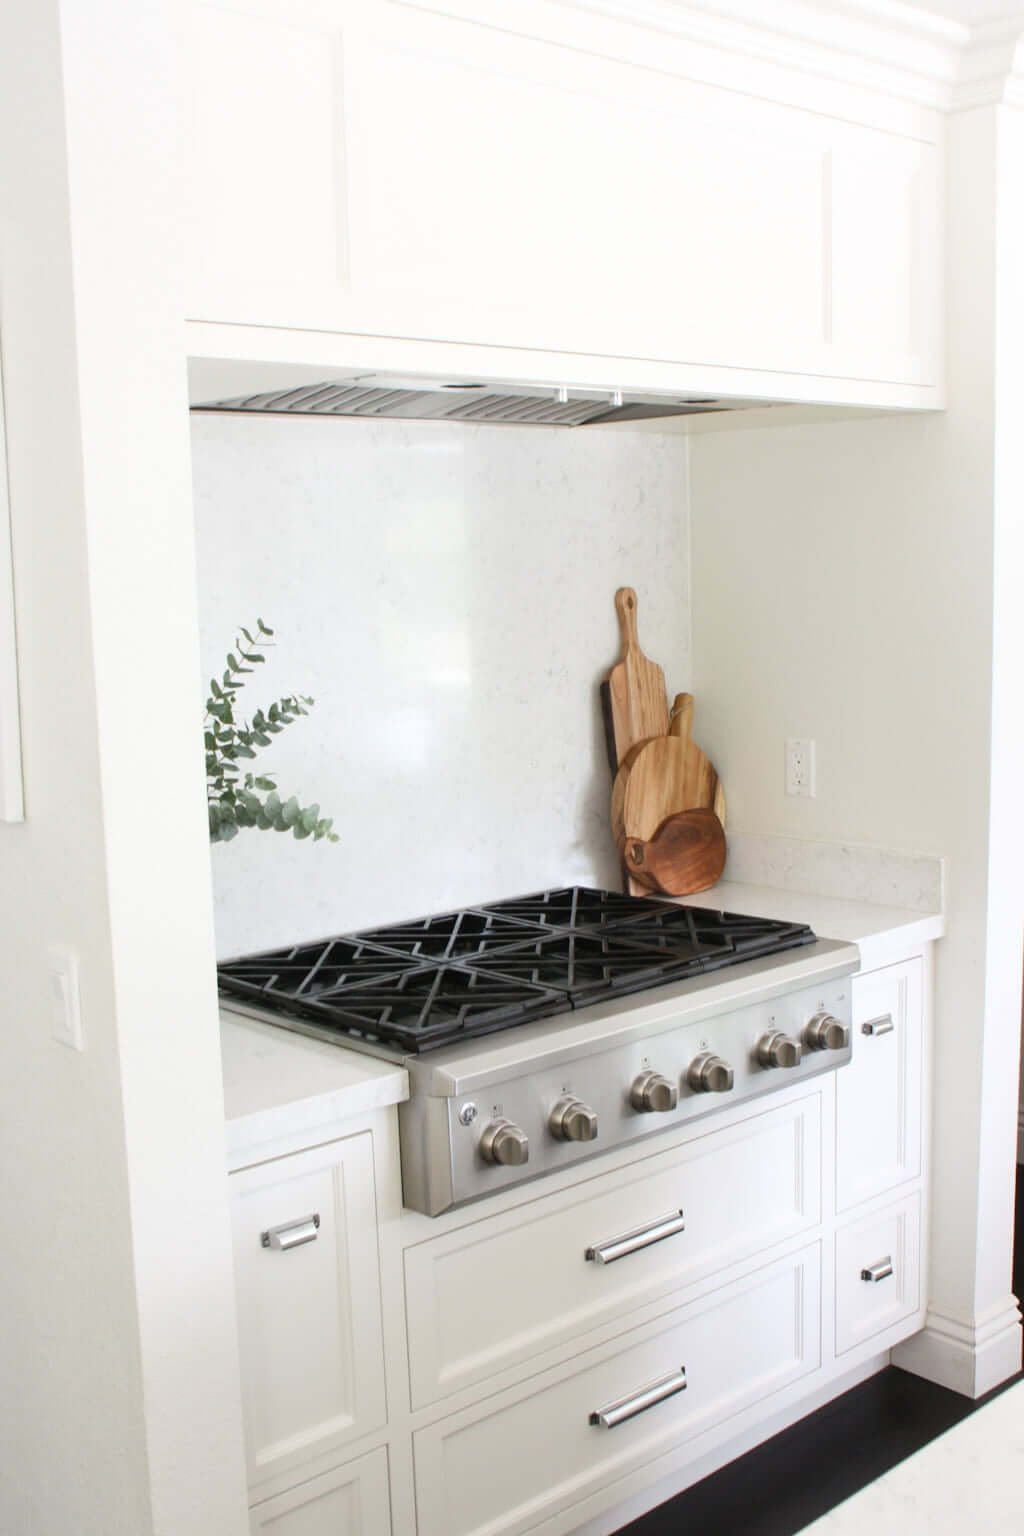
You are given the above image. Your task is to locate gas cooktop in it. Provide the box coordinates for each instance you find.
[217,886,817,1056]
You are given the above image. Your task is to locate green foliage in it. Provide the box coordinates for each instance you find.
[205,619,338,846]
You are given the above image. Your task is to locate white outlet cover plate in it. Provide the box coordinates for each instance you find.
[786,738,816,797]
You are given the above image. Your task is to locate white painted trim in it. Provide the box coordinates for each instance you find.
[0,331,24,823]
[892,1298,1023,1398]
[500,0,1024,110]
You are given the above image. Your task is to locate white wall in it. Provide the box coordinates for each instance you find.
[0,3,248,1532]
[688,105,1023,1394]
[191,413,691,956]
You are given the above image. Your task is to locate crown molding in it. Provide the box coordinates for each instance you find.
[554,0,1024,110]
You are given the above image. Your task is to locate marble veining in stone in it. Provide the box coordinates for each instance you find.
[192,413,691,958]
[723,832,945,914]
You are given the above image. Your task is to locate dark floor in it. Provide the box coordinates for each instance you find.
[619,1170,1024,1535]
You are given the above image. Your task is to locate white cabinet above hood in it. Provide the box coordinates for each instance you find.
[185,0,946,414]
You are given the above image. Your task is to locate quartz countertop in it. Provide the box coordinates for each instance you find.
[795,1378,1024,1532]
[221,1010,408,1167]
[675,881,943,971]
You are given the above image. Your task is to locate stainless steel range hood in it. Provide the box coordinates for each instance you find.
[191,373,766,428]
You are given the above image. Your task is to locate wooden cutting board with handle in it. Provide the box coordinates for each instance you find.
[601,587,670,773]
[622,807,726,896]
[611,693,726,846]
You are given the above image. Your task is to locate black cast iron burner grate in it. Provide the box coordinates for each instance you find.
[218,887,817,1055]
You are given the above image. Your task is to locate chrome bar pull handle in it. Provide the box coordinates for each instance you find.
[862,1014,895,1037]
[861,1256,894,1283]
[590,1367,687,1429]
[261,1213,320,1251]
[585,1210,686,1265]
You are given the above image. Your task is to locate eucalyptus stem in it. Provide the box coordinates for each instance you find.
[205,619,338,845]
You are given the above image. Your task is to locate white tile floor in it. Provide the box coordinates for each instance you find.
[798,1379,1024,1532]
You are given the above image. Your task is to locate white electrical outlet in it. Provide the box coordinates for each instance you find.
[785,739,816,798]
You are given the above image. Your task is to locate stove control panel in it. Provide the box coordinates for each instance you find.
[404,970,856,1215]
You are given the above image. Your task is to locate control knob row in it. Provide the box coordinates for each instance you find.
[479,1015,848,1164]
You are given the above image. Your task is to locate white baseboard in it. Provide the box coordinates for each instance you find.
[892,1298,1023,1399]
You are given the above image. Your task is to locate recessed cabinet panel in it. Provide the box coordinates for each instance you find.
[836,958,923,1214]
[405,1094,820,1408]
[832,139,939,384]
[413,1245,820,1536]
[248,1447,391,1536]
[188,4,345,293]
[185,0,941,391]
[835,1193,921,1355]
[231,1132,386,1493]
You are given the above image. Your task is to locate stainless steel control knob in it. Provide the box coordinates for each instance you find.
[804,1012,849,1052]
[687,1052,735,1093]
[548,1096,599,1142]
[756,1030,803,1069]
[630,1070,679,1113]
[479,1118,530,1166]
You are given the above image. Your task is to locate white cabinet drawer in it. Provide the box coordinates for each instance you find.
[248,1447,391,1535]
[231,1133,387,1494]
[405,1094,820,1407]
[837,959,923,1213]
[835,1193,921,1356]
[413,1245,820,1536]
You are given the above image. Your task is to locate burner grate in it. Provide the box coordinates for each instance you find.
[356,909,537,962]
[224,962,571,1054]
[217,887,817,1054]
[477,887,677,931]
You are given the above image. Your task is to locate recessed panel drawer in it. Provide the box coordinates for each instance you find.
[837,958,923,1213]
[413,1245,820,1536]
[405,1094,820,1407]
[835,1192,921,1355]
[231,1132,387,1494]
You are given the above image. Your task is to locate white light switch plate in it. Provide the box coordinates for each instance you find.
[48,947,84,1050]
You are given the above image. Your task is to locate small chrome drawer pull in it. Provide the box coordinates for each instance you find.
[590,1367,687,1429]
[585,1210,686,1265]
[861,1256,894,1283]
[862,1014,895,1037]
[261,1213,320,1251]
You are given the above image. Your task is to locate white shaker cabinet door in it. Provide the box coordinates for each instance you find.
[185,0,941,395]
[836,959,924,1214]
[248,1448,391,1535]
[230,1132,387,1496]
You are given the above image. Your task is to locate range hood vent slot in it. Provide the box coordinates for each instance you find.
[191,377,761,428]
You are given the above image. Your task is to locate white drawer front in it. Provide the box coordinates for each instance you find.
[405,1095,820,1407]
[835,1193,921,1356]
[837,959,923,1213]
[414,1245,820,1536]
[231,1133,387,1493]
[248,1447,391,1535]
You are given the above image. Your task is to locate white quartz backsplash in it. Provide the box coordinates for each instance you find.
[192,412,691,957]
